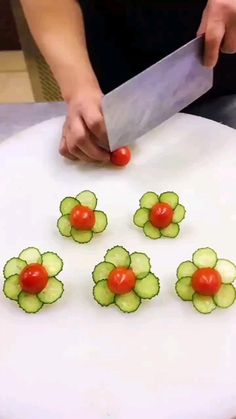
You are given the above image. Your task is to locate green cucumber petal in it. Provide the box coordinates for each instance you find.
[175,277,194,301]
[38,277,64,304]
[92,262,115,283]
[57,215,71,237]
[173,204,186,223]
[71,228,93,243]
[92,211,108,233]
[192,247,217,269]
[192,294,216,314]
[213,284,236,308]
[130,252,151,279]
[161,223,180,238]
[105,246,130,268]
[60,197,79,215]
[143,221,161,239]
[76,190,97,210]
[134,273,160,299]
[159,191,179,209]
[177,261,197,280]
[93,280,115,306]
[3,258,27,279]
[19,247,42,265]
[18,292,43,314]
[133,208,150,228]
[215,259,236,284]
[41,252,63,276]
[3,275,21,301]
[115,291,141,313]
[140,192,159,209]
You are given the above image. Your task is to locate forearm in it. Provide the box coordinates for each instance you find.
[20,0,98,101]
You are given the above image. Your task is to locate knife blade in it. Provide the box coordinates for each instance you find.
[102,36,213,152]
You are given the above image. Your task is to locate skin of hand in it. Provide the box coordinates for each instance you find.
[198,0,236,68]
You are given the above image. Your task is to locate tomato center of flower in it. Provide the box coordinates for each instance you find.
[108,268,136,294]
[70,205,95,230]
[20,263,49,294]
[150,203,173,229]
[192,268,222,296]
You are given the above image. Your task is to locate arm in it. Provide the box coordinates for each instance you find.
[20,0,109,161]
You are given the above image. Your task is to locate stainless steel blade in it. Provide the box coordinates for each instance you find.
[102,36,213,152]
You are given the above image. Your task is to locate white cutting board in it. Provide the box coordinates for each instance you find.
[0,113,236,419]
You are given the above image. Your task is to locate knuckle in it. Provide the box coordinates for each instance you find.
[87,114,103,131]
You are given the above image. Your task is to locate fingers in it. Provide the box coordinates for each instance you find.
[83,107,109,149]
[221,27,236,53]
[59,136,77,161]
[197,6,208,36]
[204,19,225,67]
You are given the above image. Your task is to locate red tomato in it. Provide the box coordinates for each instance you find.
[150,203,173,229]
[110,147,131,166]
[20,263,49,294]
[192,268,222,296]
[70,205,95,230]
[108,268,136,294]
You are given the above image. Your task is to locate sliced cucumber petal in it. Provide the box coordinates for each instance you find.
[76,190,97,210]
[177,261,197,280]
[161,223,180,238]
[192,293,216,314]
[60,197,79,215]
[173,204,186,223]
[92,211,108,233]
[18,292,43,313]
[159,191,179,209]
[105,246,130,268]
[71,228,93,244]
[93,279,115,306]
[213,284,236,308]
[38,277,64,304]
[140,192,159,209]
[175,277,194,301]
[57,215,71,237]
[3,275,21,301]
[3,258,27,279]
[41,252,63,276]
[143,221,161,239]
[215,259,236,284]
[133,208,150,228]
[19,247,42,265]
[134,273,160,299]
[92,261,115,283]
[193,247,217,269]
[115,291,141,313]
[130,252,151,279]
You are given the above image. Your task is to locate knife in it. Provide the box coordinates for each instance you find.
[102,36,213,152]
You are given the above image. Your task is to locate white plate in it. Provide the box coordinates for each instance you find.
[0,113,236,419]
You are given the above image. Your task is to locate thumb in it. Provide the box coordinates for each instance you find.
[197,6,208,36]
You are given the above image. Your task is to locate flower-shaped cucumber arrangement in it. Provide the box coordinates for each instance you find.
[92,246,160,313]
[176,247,236,314]
[133,191,185,239]
[3,247,64,313]
[57,190,108,244]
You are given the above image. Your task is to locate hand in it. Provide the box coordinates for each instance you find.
[59,85,110,162]
[197,0,236,68]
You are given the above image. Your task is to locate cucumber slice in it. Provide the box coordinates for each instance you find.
[161,223,179,238]
[60,197,79,215]
[133,208,150,228]
[18,292,43,313]
[173,204,186,223]
[76,190,97,210]
[159,192,179,209]
[213,284,236,308]
[93,279,115,306]
[19,247,42,265]
[192,293,216,314]
[57,215,71,237]
[140,192,159,209]
[92,262,115,283]
[177,261,197,280]
[193,247,217,269]
[134,273,160,299]
[130,252,151,279]
[143,221,161,239]
[105,246,130,268]
[38,277,64,304]
[215,259,236,284]
[175,277,194,301]
[71,228,93,244]
[41,252,63,276]
[3,258,27,279]
[115,291,141,313]
[92,211,108,233]
[3,275,21,301]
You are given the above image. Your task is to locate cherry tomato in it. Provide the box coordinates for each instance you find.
[20,263,49,294]
[70,205,95,230]
[108,268,136,294]
[150,203,173,229]
[110,147,131,166]
[192,268,222,296]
